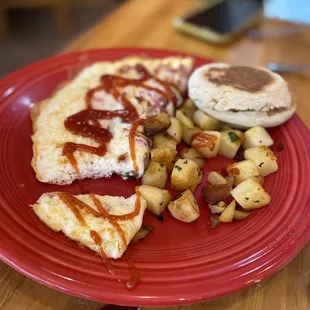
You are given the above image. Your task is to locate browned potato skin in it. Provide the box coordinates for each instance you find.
[144,113,171,137]
[202,182,232,204]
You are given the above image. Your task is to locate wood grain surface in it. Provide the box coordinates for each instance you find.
[1,0,309,309]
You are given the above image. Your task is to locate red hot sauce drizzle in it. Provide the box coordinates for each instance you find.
[58,190,142,289]
[63,64,178,175]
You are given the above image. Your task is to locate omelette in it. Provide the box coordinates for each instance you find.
[31,56,194,185]
[32,192,147,259]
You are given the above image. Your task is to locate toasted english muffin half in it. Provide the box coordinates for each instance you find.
[188,63,295,128]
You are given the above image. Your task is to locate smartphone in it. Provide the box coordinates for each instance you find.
[173,0,263,44]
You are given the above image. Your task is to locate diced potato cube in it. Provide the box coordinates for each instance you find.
[182,125,201,145]
[151,148,177,165]
[138,185,171,215]
[219,200,236,222]
[168,190,200,223]
[207,171,227,185]
[144,113,171,137]
[221,123,232,131]
[233,209,250,220]
[179,99,197,118]
[191,131,221,158]
[153,133,177,150]
[247,175,264,185]
[142,161,168,189]
[176,110,194,129]
[242,126,274,149]
[218,130,244,159]
[179,147,204,169]
[244,146,278,176]
[227,160,260,186]
[171,159,201,192]
[193,110,220,130]
[166,117,183,143]
[231,179,271,210]
[209,201,226,214]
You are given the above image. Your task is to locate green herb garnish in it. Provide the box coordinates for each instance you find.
[184,160,188,164]
[160,164,164,168]
[277,142,284,152]
[259,162,264,167]
[228,132,240,143]
[175,165,182,171]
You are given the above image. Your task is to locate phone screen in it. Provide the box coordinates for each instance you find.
[184,0,263,34]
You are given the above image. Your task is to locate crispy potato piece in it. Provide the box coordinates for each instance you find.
[233,209,250,220]
[138,185,171,215]
[218,130,244,159]
[179,147,204,169]
[153,133,177,150]
[209,201,226,214]
[219,200,236,222]
[144,113,171,137]
[227,160,260,186]
[191,131,221,158]
[231,179,271,210]
[207,171,227,185]
[179,99,197,118]
[242,126,274,149]
[131,226,152,243]
[168,190,200,223]
[171,159,202,192]
[142,161,168,189]
[244,146,278,176]
[151,148,177,165]
[193,110,220,130]
[182,124,201,145]
[176,110,194,129]
[166,117,183,143]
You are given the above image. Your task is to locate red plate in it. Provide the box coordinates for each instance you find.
[0,48,309,307]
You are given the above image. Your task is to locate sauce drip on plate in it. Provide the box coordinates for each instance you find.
[59,190,142,289]
[63,64,178,174]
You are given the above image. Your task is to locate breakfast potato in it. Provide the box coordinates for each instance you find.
[171,159,202,192]
[153,133,177,150]
[168,190,200,223]
[242,126,274,149]
[151,148,177,165]
[193,110,220,130]
[182,125,201,145]
[179,147,204,169]
[218,130,244,159]
[233,209,250,220]
[227,160,260,186]
[247,175,264,185]
[207,171,227,185]
[191,131,221,158]
[230,179,271,210]
[219,200,236,223]
[176,110,194,129]
[166,117,182,143]
[143,113,171,137]
[138,185,171,215]
[244,146,278,176]
[179,98,197,118]
[208,201,226,214]
[142,161,168,189]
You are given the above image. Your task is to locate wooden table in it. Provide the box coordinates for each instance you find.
[1,0,309,309]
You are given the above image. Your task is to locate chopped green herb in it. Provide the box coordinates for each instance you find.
[266,152,269,157]
[277,142,284,152]
[245,197,249,200]
[160,164,164,168]
[258,188,260,191]
[184,160,188,164]
[175,165,182,171]
[259,140,262,143]
[259,162,264,167]
[228,132,240,143]
[193,200,197,205]
[254,200,260,203]
[160,202,163,206]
